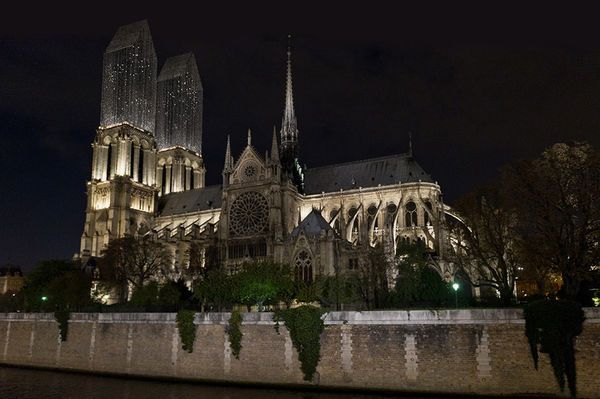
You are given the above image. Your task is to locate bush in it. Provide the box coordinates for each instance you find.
[524,299,585,397]
[227,310,243,359]
[54,309,70,341]
[130,282,160,308]
[176,309,197,353]
[275,305,325,381]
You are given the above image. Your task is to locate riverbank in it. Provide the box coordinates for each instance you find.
[1,309,599,398]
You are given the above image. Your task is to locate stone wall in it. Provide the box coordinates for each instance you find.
[0,309,599,397]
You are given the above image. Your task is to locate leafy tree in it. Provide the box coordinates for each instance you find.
[392,241,453,307]
[449,183,520,305]
[503,142,600,300]
[194,267,236,312]
[22,260,92,311]
[234,261,295,311]
[315,273,362,310]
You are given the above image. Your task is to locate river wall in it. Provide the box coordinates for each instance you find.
[0,309,599,397]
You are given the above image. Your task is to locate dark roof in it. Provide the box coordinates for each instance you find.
[303,153,433,194]
[157,185,222,217]
[291,209,335,237]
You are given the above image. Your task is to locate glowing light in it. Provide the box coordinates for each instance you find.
[452,283,460,291]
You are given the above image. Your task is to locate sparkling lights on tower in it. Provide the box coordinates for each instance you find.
[155,53,203,154]
[100,20,157,133]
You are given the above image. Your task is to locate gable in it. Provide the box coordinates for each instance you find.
[230,146,267,185]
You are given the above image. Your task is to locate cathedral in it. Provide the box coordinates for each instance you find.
[79,20,456,285]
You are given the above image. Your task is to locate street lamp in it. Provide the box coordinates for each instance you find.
[452,283,459,308]
[41,296,48,302]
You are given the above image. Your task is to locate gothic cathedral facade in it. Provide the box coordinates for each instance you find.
[79,21,456,284]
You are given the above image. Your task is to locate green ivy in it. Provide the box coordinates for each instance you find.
[227,310,243,359]
[275,305,325,381]
[54,309,70,341]
[524,299,585,398]
[176,309,197,353]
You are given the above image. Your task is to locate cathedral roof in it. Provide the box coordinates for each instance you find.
[291,209,335,237]
[157,185,222,216]
[303,153,433,194]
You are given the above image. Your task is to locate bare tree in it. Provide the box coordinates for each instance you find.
[449,184,520,305]
[101,236,172,291]
[503,142,600,300]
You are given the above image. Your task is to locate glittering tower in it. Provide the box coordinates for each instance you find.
[279,36,303,191]
[156,53,203,153]
[100,20,157,133]
[155,54,205,196]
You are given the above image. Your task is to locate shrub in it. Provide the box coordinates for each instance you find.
[275,305,325,381]
[227,310,243,359]
[524,299,585,398]
[54,309,70,341]
[176,309,197,353]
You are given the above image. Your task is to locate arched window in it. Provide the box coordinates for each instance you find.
[294,250,313,284]
[405,201,418,227]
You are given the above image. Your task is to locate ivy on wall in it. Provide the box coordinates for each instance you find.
[176,309,197,353]
[524,299,585,398]
[54,310,70,341]
[227,310,243,359]
[275,305,325,381]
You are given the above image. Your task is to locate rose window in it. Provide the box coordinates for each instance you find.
[229,191,269,236]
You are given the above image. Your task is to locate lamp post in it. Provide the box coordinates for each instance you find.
[452,283,459,308]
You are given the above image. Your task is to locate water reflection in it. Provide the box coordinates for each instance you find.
[0,367,430,399]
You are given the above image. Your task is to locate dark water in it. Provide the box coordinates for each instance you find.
[0,367,436,399]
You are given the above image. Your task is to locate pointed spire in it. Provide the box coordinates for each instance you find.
[284,35,295,126]
[271,125,280,162]
[408,131,413,158]
[280,35,298,149]
[247,128,252,146]
[224,135,233,172]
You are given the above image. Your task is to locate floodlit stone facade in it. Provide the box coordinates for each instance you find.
[79,21,459,283]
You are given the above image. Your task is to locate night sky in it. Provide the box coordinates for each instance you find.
[2,7,600,270]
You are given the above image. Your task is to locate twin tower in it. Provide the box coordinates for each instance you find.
[80,20,299,259]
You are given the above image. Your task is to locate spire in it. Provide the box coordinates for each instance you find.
[408,131,413,158]
[247,128,252,146]
[280,35,298,152]
[224,135,233,172]
[271,125,280,162]
[284,36,296,127]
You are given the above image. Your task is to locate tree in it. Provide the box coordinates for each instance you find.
[503,142,600,300]
[449,184,520,305]
[392,241,453,307]
[354,245,391,309]
[100,236,172,298]
[194,267,236,312]
[22,260,92,311]
[234,261,295,311]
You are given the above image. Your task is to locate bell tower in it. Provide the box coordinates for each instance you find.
[80,21,158,260]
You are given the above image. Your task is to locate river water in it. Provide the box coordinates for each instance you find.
[0,366,436,399]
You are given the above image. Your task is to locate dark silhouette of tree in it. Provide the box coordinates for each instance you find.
[449,184,520,305]
[100,236,172,297]
[503,142,600,300]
